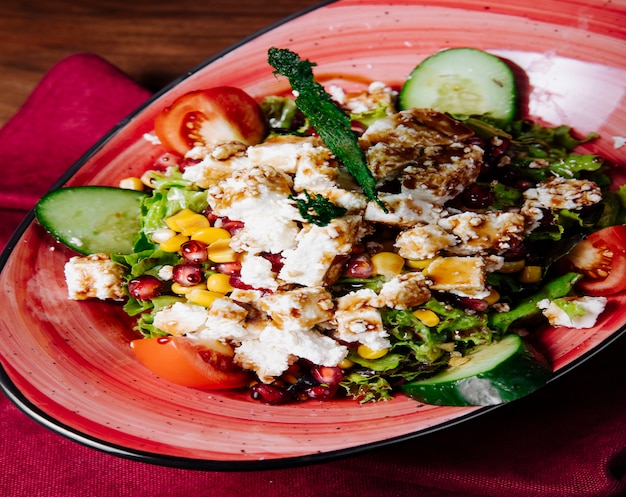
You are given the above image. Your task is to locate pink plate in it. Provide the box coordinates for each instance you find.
[1,0,625,469]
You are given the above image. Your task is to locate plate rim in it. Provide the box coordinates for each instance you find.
[1,0,626,471]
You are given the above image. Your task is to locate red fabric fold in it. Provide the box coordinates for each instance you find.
[1,53,625,497]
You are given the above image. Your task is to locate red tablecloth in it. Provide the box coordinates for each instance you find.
[1,54,625,497]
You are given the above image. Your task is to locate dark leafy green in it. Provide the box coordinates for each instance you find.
[267,47,386,211]
[290,190,347,226]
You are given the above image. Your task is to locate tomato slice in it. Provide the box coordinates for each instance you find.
[130,336,250,390]
[563,225,626,296]
[154,86,268,155]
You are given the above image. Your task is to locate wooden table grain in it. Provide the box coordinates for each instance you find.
[0,0,323,128]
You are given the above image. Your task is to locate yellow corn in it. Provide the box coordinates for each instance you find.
[206,273,234,294]
[357,344,389,360]
[371,252,405,278]
[485,288,501,305]
[165,209,210,236]
[186,289,223,307]
[159,233,189,252]
[405,259,433,270]
[151,228,177,244]
[208,238,238,263]
[140,170,159,188]
[499,259,526,273]
[171,282,206,295]
[191,227,231,245]
[412,308,440,327]
[119,177,144,191]
[519,265,542,283]
[337,357,355,369]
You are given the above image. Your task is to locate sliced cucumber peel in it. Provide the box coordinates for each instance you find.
[401,334,552,406]
[399,47,517,124]
[35,186,146,255]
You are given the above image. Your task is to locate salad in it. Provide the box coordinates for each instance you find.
[35,47,626,407]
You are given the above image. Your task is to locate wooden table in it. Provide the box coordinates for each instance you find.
[0,0,322,127]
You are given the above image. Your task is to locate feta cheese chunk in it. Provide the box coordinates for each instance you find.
[234,324,348,383]
[395,223,458,260]
[359,108,476,183]
[239,253,279,291]
[207,165,302,254]
[153,302,209,336]
[537,296,607,329]
[522,176,602,210]
[259,287,334,330]
[279,214,363,287]
[182,141,250,188]
[438,211,526,255]
[373,272,432,310]
[195,297,251,342]
[365,193,444,227]
[247,135,328,175]
[426,256,490,299]
[333,289,390,351]
[64,253,126,301]
[400,141,483,205]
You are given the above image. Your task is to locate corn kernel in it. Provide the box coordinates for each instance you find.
[485,288,500,305]
[412,308,440,327]
[371,252,405,278]
[165,208,194,231]
[165,209,210,236]
[151,228,177,244]
[186,289,223,307]
[191,227,231,245]
[159,233,189,252]
[405,259,433,270]
[119,177,144,191]
[171,282,206,295]
[357,344,389,360]
[206,273,234,294]
[519,265,542,283]
[140,170,158,188]
[208,238,238,263]
[337,357,355,369]
[499,259,526,273]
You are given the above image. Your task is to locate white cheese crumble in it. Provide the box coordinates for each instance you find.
[64,254,126,301]
[537,296,607,329]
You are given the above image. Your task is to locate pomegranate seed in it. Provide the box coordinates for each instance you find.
[179,158,201,171]
[490,137,510,157]
[128,275,164,300]
[260,252,284,273]
[250,383,290,405]
[456,297,489,312]
[311,366,343,386]
[153,152,181,170]
[461,184,494,210]
[228,274,255,290]
[221,219,244,235]
[306,384,338,400]
[172,263,204,286]
[181,240,209,264]
[346,254,374,278]
[215,262,242,275]
[467,135,486,149]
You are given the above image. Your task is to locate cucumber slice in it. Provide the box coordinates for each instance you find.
[399,47,517,124]
[35,186,146,255]
[401,334,551,406]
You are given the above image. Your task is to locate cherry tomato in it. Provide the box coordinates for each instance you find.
[130,336,250,390]
[562,225,626,296]
[154,86,267,155]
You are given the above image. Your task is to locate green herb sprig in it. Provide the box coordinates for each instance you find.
[268,47,387,212]
[290,190,347,226]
